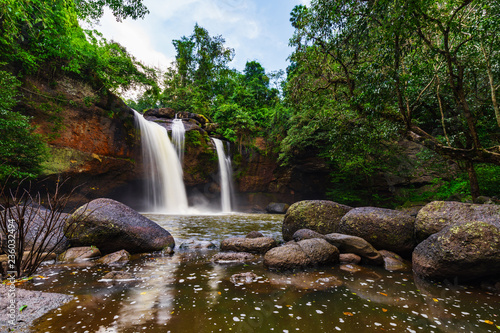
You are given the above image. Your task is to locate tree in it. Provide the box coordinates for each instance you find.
[284,0,500,201]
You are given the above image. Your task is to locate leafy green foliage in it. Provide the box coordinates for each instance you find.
[0,71,47,181]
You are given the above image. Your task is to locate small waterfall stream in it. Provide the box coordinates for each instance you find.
[212,138,235,212]
[134,111,188,213]
[172,116,185,165]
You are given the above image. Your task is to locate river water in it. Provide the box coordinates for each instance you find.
[25,214,500,332]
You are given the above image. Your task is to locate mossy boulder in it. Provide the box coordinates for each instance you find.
[282,200,352,241]
[66,198,175,254]
[338,207,416,255]
[412,221,500,281]
[415,201,500,243]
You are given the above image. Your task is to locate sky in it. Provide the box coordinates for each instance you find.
[89,0,310,74]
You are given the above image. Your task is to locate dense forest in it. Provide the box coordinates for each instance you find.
[1,0,500,206]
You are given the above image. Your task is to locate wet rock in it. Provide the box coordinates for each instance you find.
[66,198,175,254]
[211,252,255,263]
[96,249,130,265]
[245,231,264,238]
[338,207,416,255]
[413,221,500,281]
[264,238,339,270]
[268,271,343,290]
[266,202,290,214]
[339,264,363,273]
[415,201,500,243]
[282,200,352,241]
[379,250,410,272]
[230,272,259,285]
[339,253,362,264]
[58,246,101,262]
[101,271,134,280]
[220,237,277,254]
[179,239,217,250]
[292,229,383,265]
[0,285,73,332]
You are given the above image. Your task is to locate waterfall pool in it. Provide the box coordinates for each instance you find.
[23,214,500,332]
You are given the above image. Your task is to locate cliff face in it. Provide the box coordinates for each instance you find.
[17,73,139,205]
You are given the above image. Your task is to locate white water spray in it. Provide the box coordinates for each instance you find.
[172,115,185,165]
[134,110,188,213]
[212,138,235,212]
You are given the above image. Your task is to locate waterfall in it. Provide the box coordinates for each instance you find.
[172,115,185,165]
[212,138,235,212]
[134,110,188,213]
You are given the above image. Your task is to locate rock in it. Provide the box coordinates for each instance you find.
[282,200,352,241]
[339,264,363,273]
[266,202,290,214]
[96,249,130,265]
[245,231,264,238]
[339,253,362,264]
[179,239,217,250]
[338,207,416,255]
[58,246,101,262]
[101,271,134,280]
[211,252,255,263]
[220,237,277,254]
[412,221,500,281]
[268,271,343,290]
[230,272,259,285]
[379,250,410,272]
[144,107,175,119]
[324,233,384,265]
[264,238,339,270]
[0,206,70,255]
[66,198,175,254]
[292,229,383,265]
[415,201,500,243]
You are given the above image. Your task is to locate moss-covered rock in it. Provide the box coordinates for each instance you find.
[415,201,500,243]
[282,200,352,241]
[66,198,175,254]
[338,207,416,255]
[412,221,500,281]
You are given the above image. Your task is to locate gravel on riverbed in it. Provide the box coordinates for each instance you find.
[0,284,72,332]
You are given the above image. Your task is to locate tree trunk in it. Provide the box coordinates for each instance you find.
[466,161,480,202]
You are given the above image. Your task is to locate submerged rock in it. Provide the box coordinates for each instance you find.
[179,239,217,250]
[415,201,500,243]
[338,207,416,255]
[101,271,134,280]
[230,272,259,285]
[58,246,101,262]
[245,231,264,238]
[413,221,500,281]
[66,198,175,254]
[220,237,277,254]
[264,238,339,270]
[282,200,352,241]
[268,271,343,290]
[212,252,255,263]
[96,249,130,265]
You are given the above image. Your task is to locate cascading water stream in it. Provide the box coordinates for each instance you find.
[134,110,188,213]
[212,138,236,212]
[172,115,185,165]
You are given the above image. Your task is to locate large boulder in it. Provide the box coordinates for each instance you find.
[65,198,175,254]
[264,238,339,270]
[338,207,416,255]
[415,201,500,243]
[282,200,352,241]
[0,206,69,255]
[220,237,277,254]
[292,228,383,265]
[413,221,500,281]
